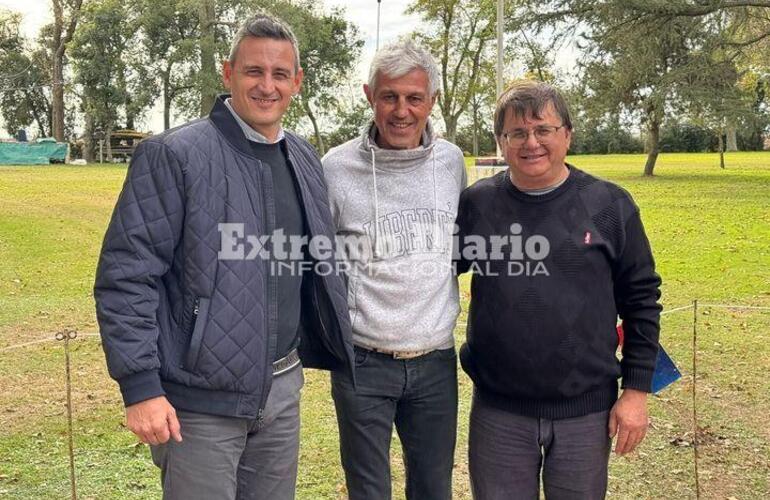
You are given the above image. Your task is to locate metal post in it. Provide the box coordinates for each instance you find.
[376,0,382,51]
[56,329,79,500]
[691,300,700,499]
[496,0,504,160]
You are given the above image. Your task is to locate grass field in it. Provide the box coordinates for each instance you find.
[1,152,769,499]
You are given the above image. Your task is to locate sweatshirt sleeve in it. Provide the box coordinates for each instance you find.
[614,208,662,392]
[94,141,185,406]
[459,153,468,189]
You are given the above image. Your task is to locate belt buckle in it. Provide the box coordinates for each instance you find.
[392,350,426,360]
[272,348,300,375]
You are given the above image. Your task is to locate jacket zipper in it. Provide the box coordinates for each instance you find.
[257,160,274,423]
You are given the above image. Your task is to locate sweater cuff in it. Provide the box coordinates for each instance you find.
[118,370,165,406]
[621,366,654,393]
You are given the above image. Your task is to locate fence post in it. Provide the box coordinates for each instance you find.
[691,300,700,499]
[56,329,78,500]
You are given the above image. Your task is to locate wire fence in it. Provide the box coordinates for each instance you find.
[1,301,769,499]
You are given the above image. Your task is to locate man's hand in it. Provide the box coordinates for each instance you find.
[608,388,649,455]
[125,396,182,445]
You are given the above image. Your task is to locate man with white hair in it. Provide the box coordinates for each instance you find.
[322,40,466,500]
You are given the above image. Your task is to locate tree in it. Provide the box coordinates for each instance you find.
[137,0,361,139]
[70,0,154,160]
[51,0,83,142]
[197,0,219,116]
[408,0,497,143]
[580,14,699,173]
[323,98,371,150]
[0,10,52,137]
[735,70,770,149]
[256,0,363,155]
[467,58,496,157]
[137,0,198,130]
[136,0,239,125]
[517,0,770,174]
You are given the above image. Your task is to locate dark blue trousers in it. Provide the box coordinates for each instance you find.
[331,346,458,500]
[468,391,611,500]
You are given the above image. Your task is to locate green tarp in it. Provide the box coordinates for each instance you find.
[0,141,68,165]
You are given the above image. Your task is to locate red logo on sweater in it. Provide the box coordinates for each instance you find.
[584,231,592,244]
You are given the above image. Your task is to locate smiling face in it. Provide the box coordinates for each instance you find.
[364,69,436,150]
[222,37,303,141]
[500,102,571,190]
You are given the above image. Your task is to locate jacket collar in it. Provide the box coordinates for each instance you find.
[223,97,284,144]
[209,94,282,157]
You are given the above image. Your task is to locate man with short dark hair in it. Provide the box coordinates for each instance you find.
[456,79,662,499]
[94,13,354,500]
[322,40,466,500]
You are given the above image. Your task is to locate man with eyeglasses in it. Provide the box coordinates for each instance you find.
[454,80,661,499]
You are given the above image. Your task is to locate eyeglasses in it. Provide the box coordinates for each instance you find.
[501,125,565,148]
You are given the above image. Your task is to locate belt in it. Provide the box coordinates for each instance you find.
[272,348,300,376]
[357,345,434,360]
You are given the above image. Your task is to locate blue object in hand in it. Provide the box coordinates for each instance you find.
[651,346,682,393]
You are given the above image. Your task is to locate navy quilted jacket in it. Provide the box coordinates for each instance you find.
[94,96,355,418]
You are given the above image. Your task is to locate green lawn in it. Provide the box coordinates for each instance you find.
[1,152,769,498]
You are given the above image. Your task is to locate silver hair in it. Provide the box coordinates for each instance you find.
[228,13,300,73]
[367,39,441,96]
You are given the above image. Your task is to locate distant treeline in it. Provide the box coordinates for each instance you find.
[450,121,768,157]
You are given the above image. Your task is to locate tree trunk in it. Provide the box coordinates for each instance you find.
[125,93,135,130]
[51,0,83,142]
[198,0,217,117]
[164,89,172,131]
[51,0,64,141]
[444,114,458,144]
[304,101,325,156]
[163,67,172,130]
[726,123,738,152]
[83,112,94,163]
[643,118,660,176]
[472,102,479,157]
[26,90,49,137]
[106,126,113,163]
[52,56,65,141]
[718,131,725,169]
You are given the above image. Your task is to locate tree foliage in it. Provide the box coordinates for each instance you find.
[70,0,155,159]
[320,97,371,151]
[516,0,770,174]
[259,0,363,156]
[137,0,199,130]
[0,11,52,137]
[408,0,498,143]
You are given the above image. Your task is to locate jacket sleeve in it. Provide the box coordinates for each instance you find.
[94,141,185,406]
[614,208,662,392]
[453,188,473,275]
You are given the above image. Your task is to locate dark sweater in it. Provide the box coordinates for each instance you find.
[456,166,662,419]
[249,139,306,360]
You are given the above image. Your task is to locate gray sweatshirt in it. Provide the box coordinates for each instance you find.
[322,121,467,351]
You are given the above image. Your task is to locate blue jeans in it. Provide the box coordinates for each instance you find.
[331,346,458,500]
